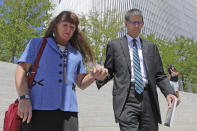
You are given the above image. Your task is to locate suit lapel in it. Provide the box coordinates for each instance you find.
[120,36,131,72]
[140,38,149,76]
[119,37,150,75]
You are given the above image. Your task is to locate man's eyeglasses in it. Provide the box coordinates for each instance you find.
[128,21,143,26]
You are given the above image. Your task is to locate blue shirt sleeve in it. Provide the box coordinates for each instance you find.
[18,38,42,65]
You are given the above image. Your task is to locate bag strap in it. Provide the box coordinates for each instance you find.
[28,38,47,89]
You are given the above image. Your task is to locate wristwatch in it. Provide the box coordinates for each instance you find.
[18,94,30,101]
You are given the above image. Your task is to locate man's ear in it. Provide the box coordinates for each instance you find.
[141,21,144,27]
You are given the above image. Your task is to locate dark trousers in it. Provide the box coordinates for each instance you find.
[22,110,78,131]
[118,85,158,131]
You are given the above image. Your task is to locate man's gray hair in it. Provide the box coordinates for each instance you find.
[125,8,143,22]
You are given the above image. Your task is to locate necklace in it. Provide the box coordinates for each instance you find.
[57,44,68,84]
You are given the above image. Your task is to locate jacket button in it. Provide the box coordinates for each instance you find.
[58,79,62,83]
[59,71,62,74]
[60,56,63,59]
[59,64,62,67]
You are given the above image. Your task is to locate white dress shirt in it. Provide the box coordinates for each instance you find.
[126,34,148,84]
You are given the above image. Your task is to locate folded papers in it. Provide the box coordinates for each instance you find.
[164,98,177,127]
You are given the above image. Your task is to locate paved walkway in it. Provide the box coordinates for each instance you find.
[0,61,197,131]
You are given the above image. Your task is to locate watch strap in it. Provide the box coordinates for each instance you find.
[18,95,30,101]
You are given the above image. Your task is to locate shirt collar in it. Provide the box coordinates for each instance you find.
[126,34,140,44]
[47,37,72,53]
[126,34,141,48]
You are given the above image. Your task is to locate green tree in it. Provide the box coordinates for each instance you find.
[0,0,54,62]
[80,10,124,63]
[142,34,197,88]
[173,36,197,84]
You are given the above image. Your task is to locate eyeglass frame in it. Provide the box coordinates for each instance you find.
[127,21,143,26]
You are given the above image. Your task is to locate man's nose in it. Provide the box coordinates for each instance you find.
[135,23,139,27]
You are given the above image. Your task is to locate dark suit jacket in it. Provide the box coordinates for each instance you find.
[97,36,175,124]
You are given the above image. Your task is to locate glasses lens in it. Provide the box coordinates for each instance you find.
[130,21,142,26]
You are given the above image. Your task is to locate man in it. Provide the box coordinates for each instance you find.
[168,65,179,98]
[96,8,178,131]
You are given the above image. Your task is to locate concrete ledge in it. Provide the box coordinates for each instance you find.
[79,126,119,131]
[1,61,197,131]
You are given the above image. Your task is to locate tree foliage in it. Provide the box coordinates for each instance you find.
[142,34,197,85]
[0,0,54,62]
[79,10,124,63]
[173,36,197,84]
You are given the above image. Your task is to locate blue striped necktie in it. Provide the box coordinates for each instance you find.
[132,39,144,94]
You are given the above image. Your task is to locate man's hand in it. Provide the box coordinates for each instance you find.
[91,64,108,81]
[18,99,32,123]
[166,94,180,108]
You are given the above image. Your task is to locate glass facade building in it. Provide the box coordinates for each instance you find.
[51,0,197,41]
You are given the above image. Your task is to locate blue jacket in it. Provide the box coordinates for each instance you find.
[18,37,86,112]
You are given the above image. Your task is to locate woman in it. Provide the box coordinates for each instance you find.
[15,11,108,131]
[168,65,180,98]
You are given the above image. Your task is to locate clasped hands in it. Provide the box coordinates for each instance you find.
[90,64,108,81]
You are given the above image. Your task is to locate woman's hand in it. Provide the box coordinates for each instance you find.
[91,64,108,81]
[18,99,32,123]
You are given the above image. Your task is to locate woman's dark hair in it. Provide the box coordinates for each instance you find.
[44,11,94,63]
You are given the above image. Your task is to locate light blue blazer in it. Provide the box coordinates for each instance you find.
[18,37,86,112]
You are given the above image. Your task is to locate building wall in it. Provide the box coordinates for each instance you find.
[51,0,197,41]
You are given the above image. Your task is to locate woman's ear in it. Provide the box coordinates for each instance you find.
[53,28,56,37]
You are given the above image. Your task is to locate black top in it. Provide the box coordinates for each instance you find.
[170,70,178,82]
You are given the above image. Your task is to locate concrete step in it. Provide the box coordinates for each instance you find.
[0,61,197,131]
